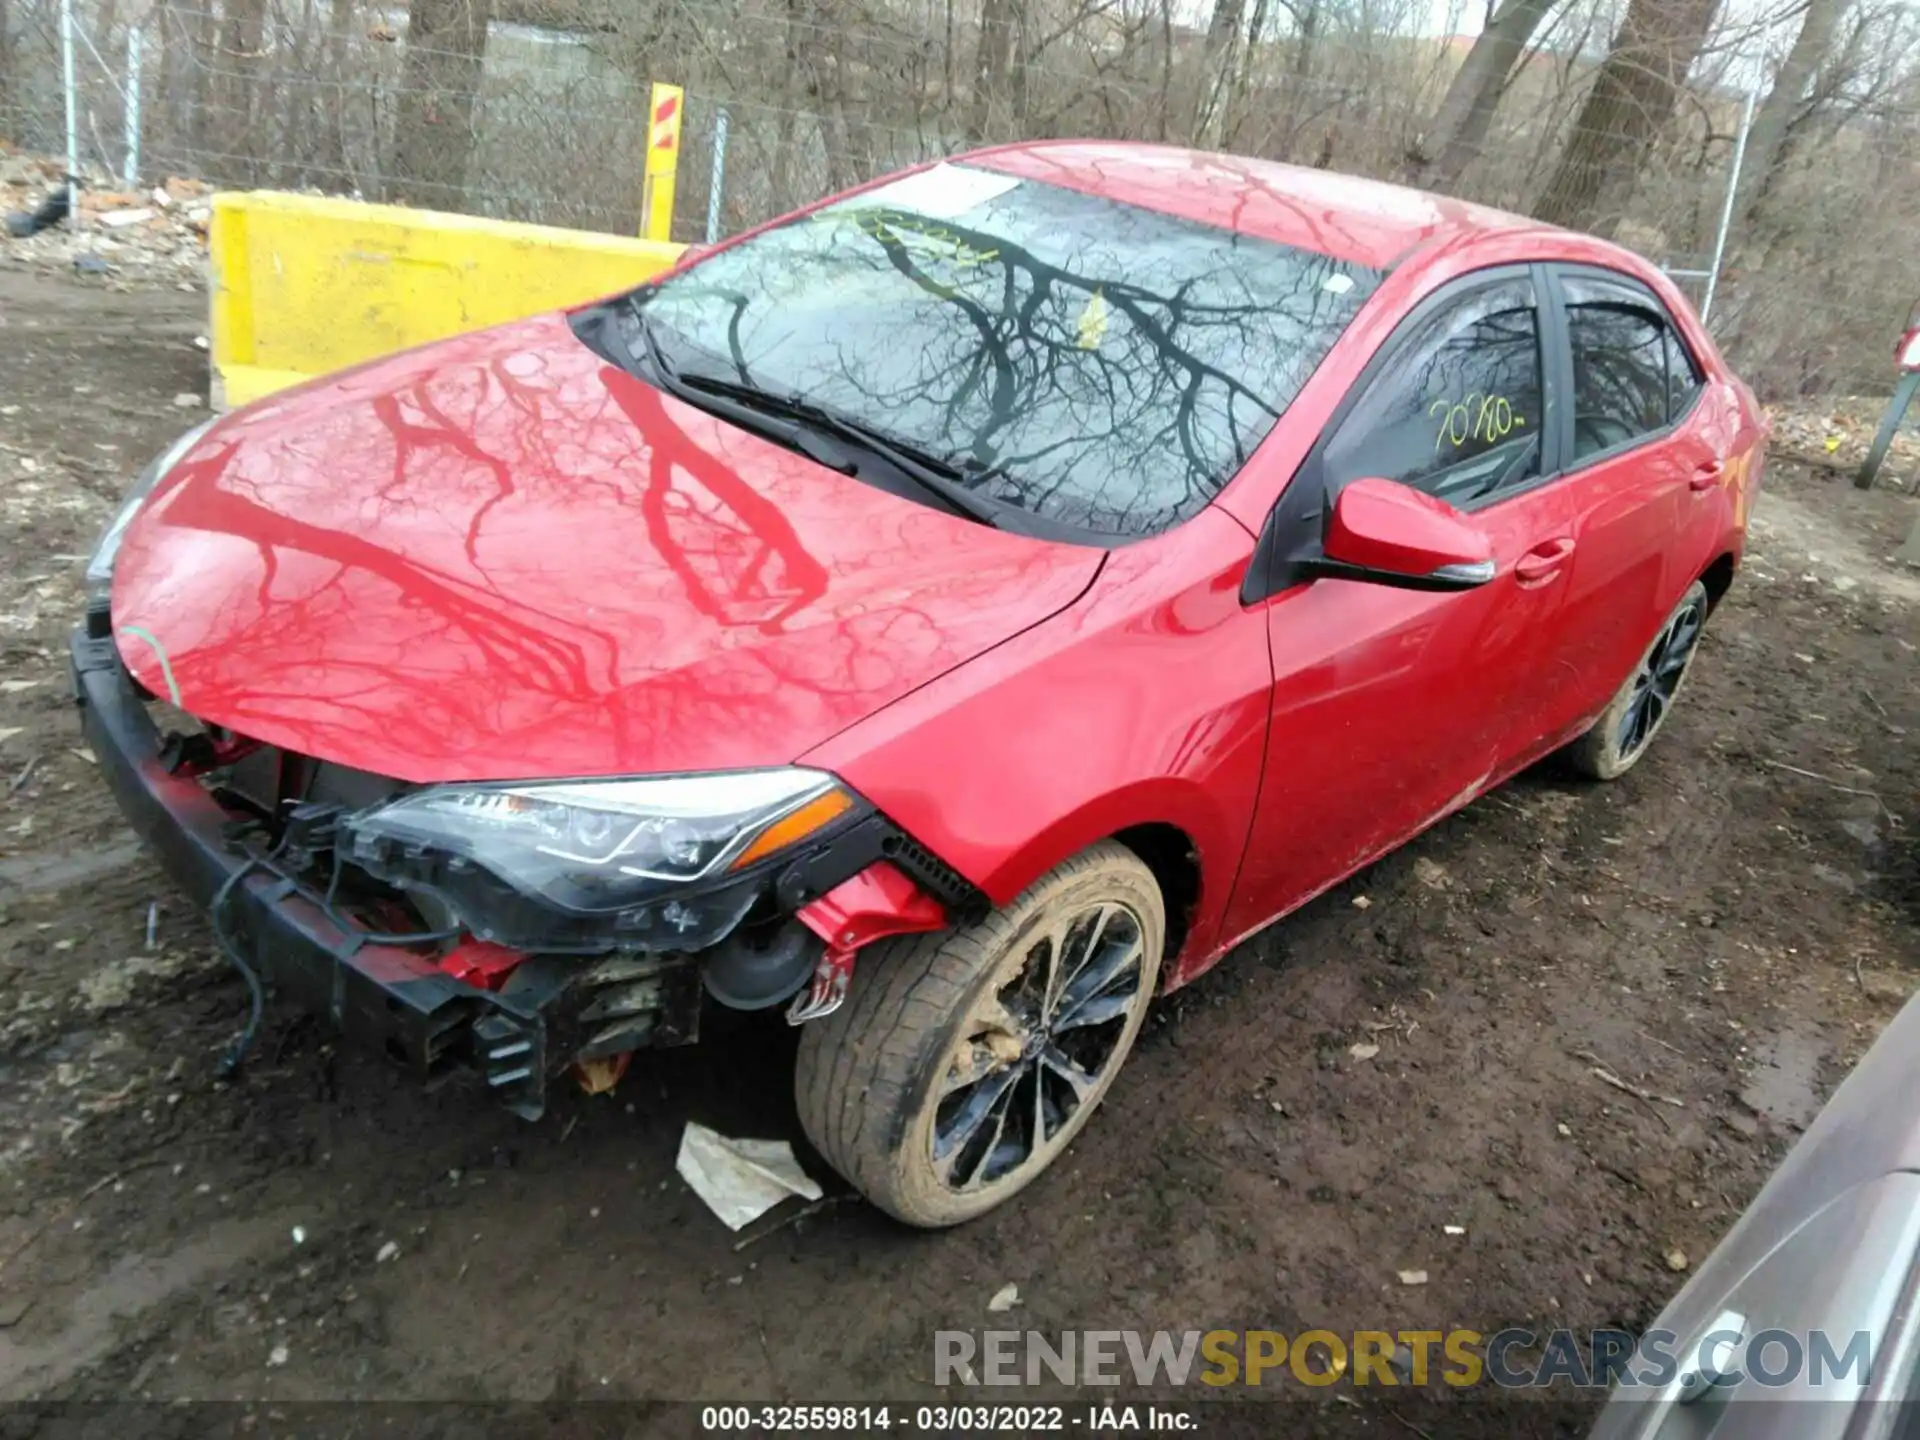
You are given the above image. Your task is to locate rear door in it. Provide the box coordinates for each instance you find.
[1529,267,1727,745]
[1223,267,1576,940]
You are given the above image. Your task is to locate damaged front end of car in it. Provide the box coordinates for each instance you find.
[69,603,986,1119]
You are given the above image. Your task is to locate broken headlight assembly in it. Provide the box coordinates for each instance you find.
[339,769,860,954]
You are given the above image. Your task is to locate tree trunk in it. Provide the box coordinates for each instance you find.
[0,0,14,124]
[771,0,824,214]
[1224,0,1269,140]
[386,0,494,209]
[1276,0,1321,153]
[1736,0,1845,223]
[154,1,177,161]
[1009,8,1032,132]
[313,0,356,187]
[817,28,854,194]
[218,0,270,181]
[1155,0,1174,142]
[942,0,955,113]
[1192,0,1246,147]
[1407,0,1560,189]
[1532,0,1721,236]
[969,0,1016,140]
[1291,0,1319,83]
[185,3,221,162]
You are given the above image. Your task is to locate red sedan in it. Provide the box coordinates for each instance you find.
[75,143,1765,1225]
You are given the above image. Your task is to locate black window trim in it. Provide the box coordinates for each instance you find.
[1242,261,1565,606]
[1546,262,1708,475]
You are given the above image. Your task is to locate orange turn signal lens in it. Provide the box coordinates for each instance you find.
[729,787,856,871]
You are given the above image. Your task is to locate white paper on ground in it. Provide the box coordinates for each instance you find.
[675,1121,825,1231]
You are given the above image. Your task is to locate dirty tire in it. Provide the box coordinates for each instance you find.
[794,840,1165,1228]
[1565,579,1710,781]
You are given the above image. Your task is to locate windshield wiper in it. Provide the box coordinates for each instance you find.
[619,309,803,442]
[672,370,1006,530]
[616,309,1004,529]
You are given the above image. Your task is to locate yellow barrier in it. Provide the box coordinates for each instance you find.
[209,191,686,409]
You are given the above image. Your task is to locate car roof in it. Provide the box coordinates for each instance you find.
[970,140,1544,271]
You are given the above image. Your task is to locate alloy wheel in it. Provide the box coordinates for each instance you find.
[930,901,1148,1192]
[1616,593,1706,763]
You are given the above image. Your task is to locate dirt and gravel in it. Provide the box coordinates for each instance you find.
[0,264,1915,1437]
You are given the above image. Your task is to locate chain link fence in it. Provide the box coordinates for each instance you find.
[2,0,1918,398]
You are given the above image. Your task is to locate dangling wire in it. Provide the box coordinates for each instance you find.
[315,844,462,946]
[209,858,265,1080]
[210,841,465,1082]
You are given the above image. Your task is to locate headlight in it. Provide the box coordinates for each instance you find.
[85,419,215,593]
[341,769,861,953]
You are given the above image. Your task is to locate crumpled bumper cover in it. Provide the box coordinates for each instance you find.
[69,626,569,1118]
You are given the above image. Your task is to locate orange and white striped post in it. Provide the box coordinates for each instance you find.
[641,83,685,243]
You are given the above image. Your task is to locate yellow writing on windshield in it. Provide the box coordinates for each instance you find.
[850,209,1000,271]
[1431,393,1524,451]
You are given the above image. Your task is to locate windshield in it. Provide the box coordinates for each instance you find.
[592,162,1381,539]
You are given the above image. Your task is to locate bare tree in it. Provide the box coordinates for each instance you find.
[970,0,1019,138]
[312,0,359,186]
[1745,0,1917,220]
[1193,0,1247,145]
[1405,0,1561,188]
[0,0,14,120]
[387,0,496,207]
[16,0,1917,401]
[1533,0,1724,234]
[1737,0,1848,222]
[218,0,270,178]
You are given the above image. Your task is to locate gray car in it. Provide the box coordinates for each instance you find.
[1590,988,1920,1438]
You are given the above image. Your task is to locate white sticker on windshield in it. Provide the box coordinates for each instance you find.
[1322,273,1355,295]
[842,162,1023,221]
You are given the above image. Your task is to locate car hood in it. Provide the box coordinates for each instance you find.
[109,312,1102,784]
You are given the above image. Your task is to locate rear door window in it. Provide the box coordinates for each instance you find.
[1562,273,1704,462]
[1321,277,1544,508]
[1665,328,1703,422]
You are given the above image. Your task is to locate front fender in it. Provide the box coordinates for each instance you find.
[803,508,1272,976]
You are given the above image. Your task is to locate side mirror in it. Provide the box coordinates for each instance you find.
[1316,477,1495,591]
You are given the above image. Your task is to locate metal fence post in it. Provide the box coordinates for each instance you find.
[706,107,730,244]
[1856,371,1919,490]
[1702,80,1759,327]
[60,0,80,226]
[124,24,144,188]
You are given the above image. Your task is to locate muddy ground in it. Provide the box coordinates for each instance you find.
[0,266,1915,1437]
